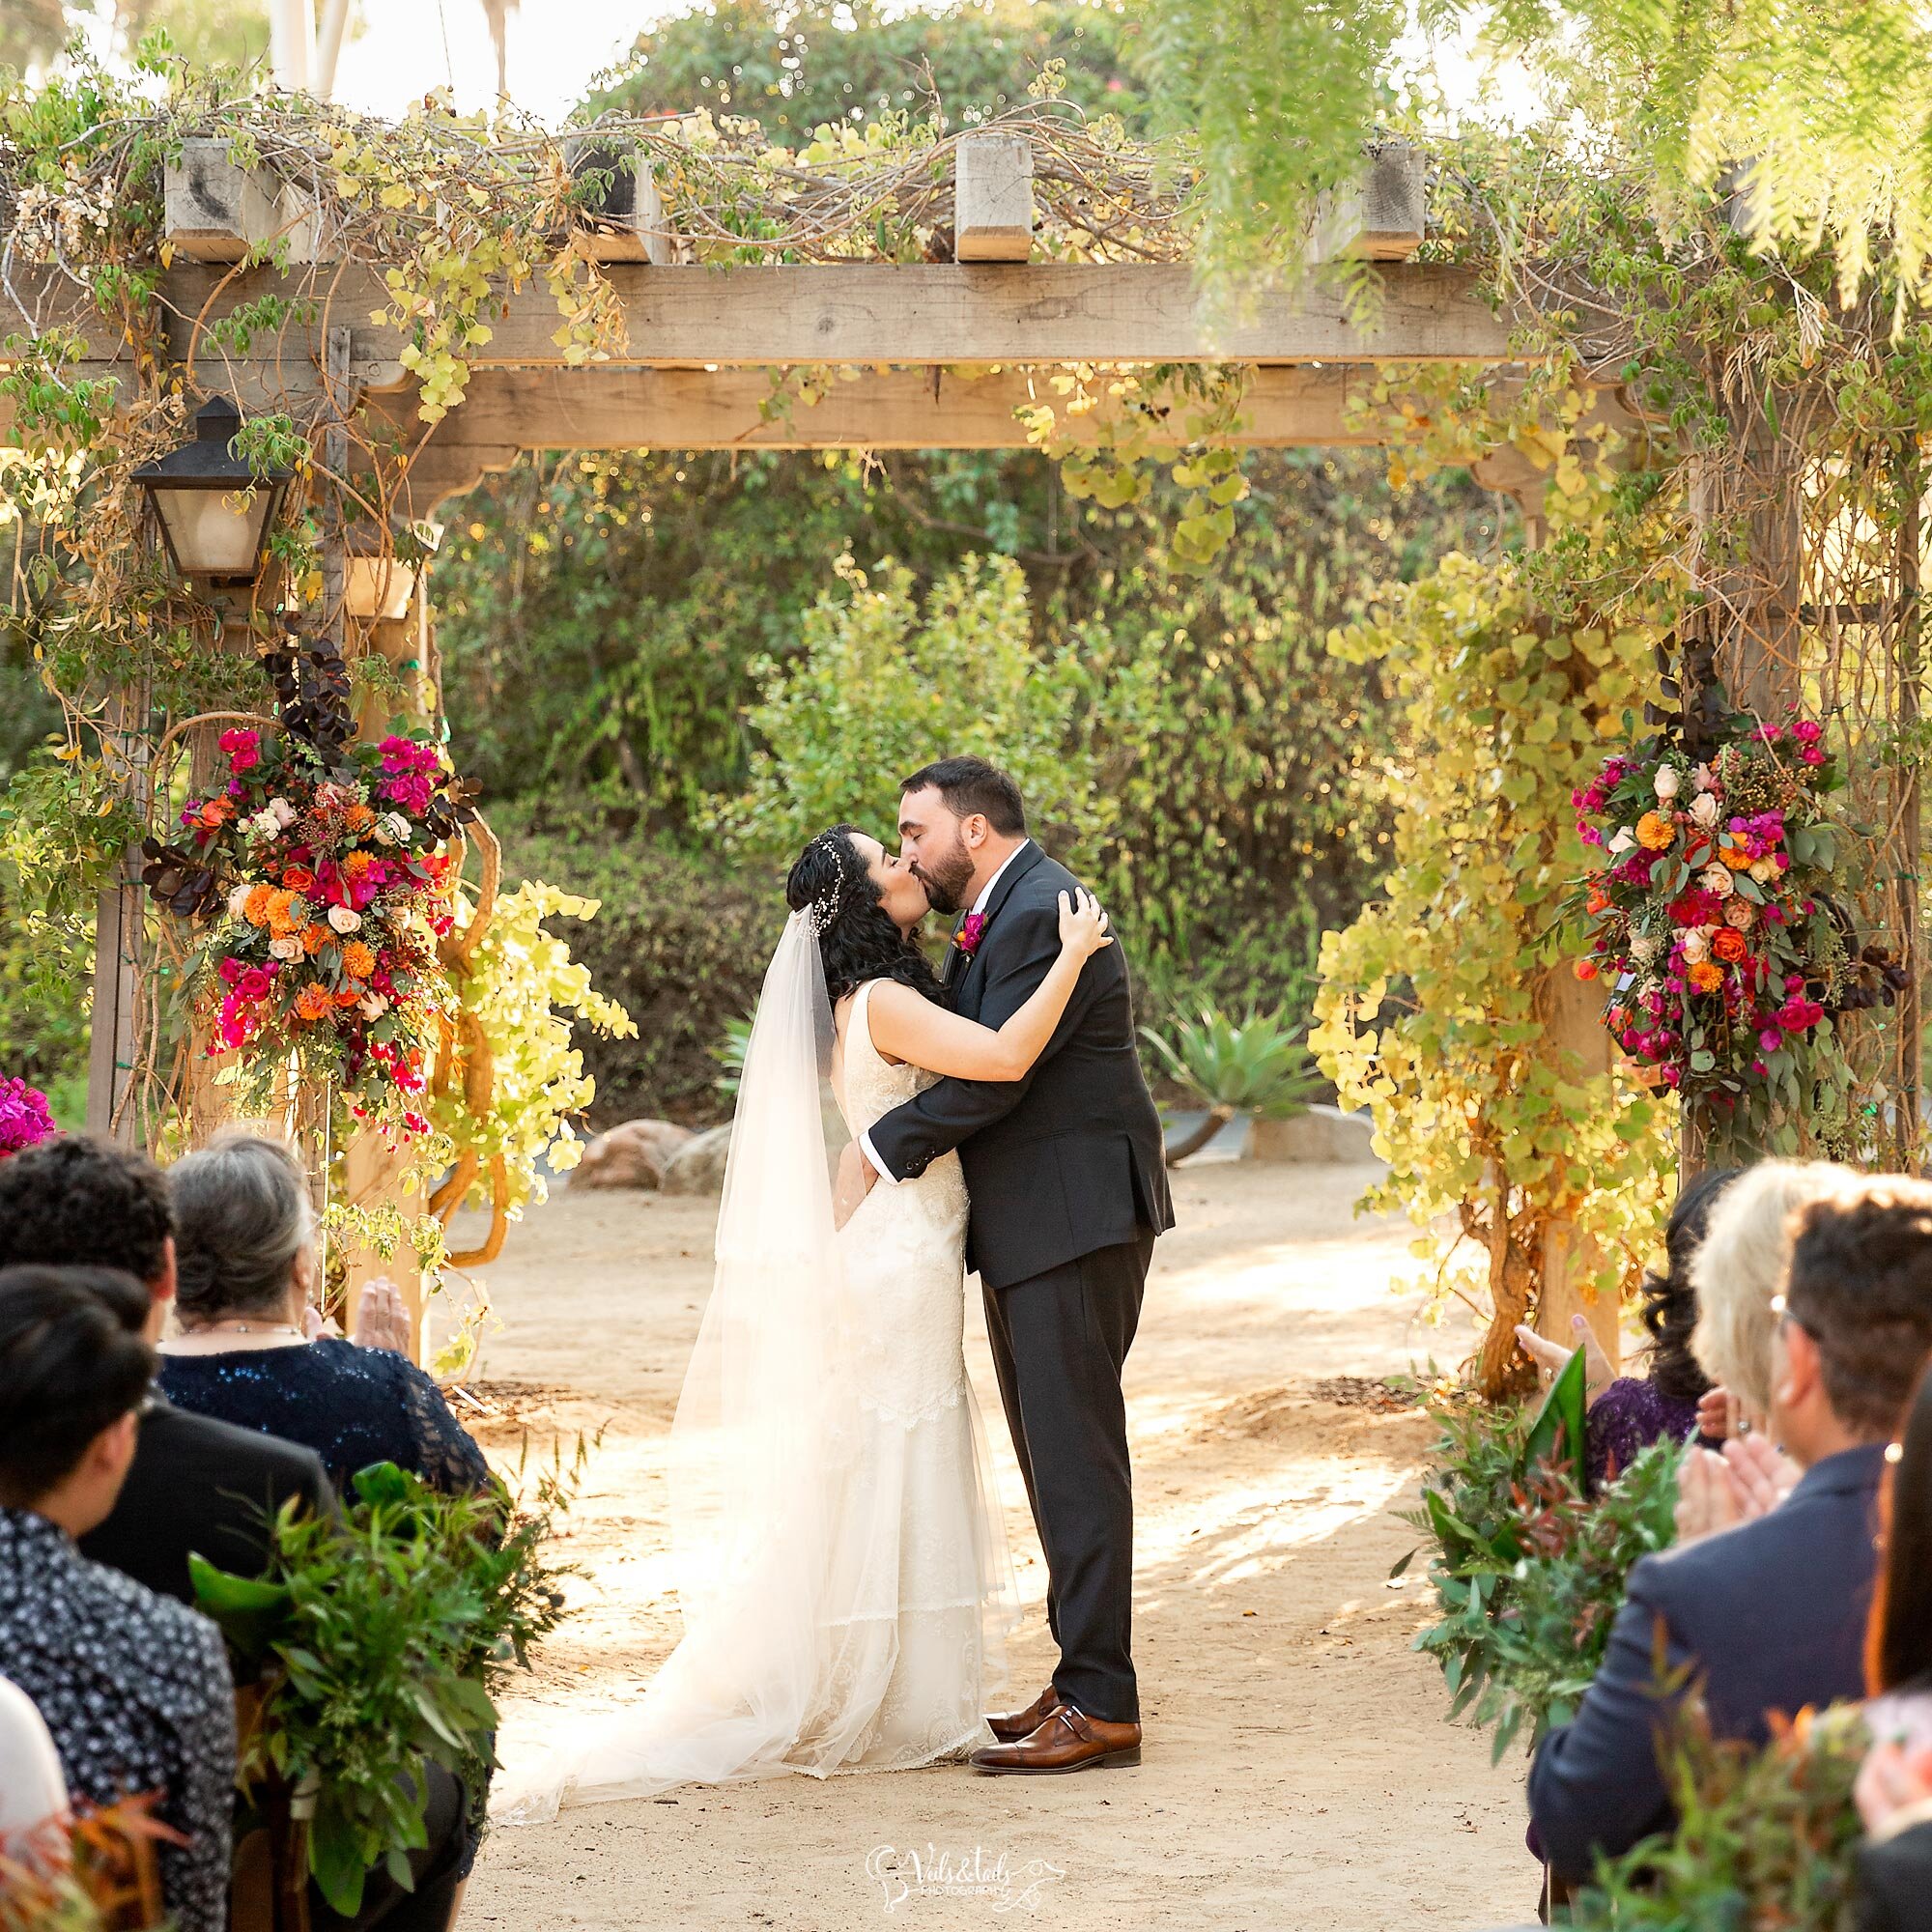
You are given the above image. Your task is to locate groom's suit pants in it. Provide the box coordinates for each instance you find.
[980,1231,1152,1726]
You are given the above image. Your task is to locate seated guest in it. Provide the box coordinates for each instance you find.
[1690,1157,1860,1428]
[1528,1177,1932,1885]
[1516,1167,1740,1490]
[0,1674,69,1861]
[1853,1361,1932,1932]
[0,1265,235,1932]
[0,1134,335,1605]
[161,1136,489,1492]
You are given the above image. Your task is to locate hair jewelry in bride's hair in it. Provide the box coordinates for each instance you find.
[798,832,850,934]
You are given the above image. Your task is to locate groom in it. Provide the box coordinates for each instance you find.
[855,755,1174,1775]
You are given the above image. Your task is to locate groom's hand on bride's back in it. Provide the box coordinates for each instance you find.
[834,1139,878,1229]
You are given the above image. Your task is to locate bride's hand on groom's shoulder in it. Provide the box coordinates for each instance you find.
[1058,889,1113,960]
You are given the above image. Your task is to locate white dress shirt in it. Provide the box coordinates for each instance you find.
[860,840,1033,1185]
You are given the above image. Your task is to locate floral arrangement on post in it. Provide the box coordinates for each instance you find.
[1567,713,1900,1151]
[141,634,475,1135]
[0,1078,57,1156]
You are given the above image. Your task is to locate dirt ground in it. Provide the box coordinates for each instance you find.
[454,1162,1534,1932]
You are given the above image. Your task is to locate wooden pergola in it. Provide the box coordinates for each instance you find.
[0,136,1666,1363]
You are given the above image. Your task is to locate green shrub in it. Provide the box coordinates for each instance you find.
[1140,1004,1324,1120]
[490,800,783,1127]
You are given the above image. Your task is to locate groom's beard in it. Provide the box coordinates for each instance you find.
[913,844,975,916]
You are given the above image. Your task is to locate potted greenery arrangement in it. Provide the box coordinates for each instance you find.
[1399,1350,1682,1759]
[191,1454,576,1922]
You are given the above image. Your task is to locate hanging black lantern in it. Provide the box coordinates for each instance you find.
[130,396,291,587]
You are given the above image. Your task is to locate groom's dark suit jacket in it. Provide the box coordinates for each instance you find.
[867,841,1173,1290]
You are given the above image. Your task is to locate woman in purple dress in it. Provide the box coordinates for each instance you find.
[1516,1166,1740,1492]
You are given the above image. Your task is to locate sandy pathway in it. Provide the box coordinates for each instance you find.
[456,1163,1532,1931]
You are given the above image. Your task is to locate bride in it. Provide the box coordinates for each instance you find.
[494,822,1113,1819]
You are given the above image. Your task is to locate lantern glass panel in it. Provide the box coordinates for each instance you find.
[152,485,275,582]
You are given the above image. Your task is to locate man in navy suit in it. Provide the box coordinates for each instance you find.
[1530,1179,1932,1882]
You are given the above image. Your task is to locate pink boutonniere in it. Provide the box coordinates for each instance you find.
[955,912,989,960]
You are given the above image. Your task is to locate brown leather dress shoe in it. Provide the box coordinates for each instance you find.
[984,1686,1062,1745]
[970,1704,1142,1775]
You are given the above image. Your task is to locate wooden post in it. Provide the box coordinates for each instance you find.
[1893,447,1922,1170]
[1475,443,1622,1378]
[85,685,151,1146]
[954,133,1035,263]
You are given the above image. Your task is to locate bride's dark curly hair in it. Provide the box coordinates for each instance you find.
[785,825,944,1006]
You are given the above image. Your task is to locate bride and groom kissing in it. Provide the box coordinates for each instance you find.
[497,755,1173,1821]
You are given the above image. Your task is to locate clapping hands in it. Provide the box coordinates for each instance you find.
[300,1277,412,1353]
[1673,1434,1801,1545]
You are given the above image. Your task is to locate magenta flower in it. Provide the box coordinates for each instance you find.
[0,1078,56,1156]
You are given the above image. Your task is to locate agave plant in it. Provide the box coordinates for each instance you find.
[1140,1004,1324,1164]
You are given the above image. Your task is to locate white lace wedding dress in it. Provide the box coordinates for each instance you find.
[493,942,1015,1822]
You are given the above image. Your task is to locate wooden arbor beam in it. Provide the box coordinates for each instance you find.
[368,361,1400,509]
[1,260,1509,391]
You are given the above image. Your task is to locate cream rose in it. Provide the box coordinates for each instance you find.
[1749,856,1779,884]
[1690,793,1719,829]
[268,935,303,962]
[1699,864,1736,899]
[269,797,298,828]
[327,905,362,934]
[1724,899,1755,930]
[226,883,251,920]
[1607,827,1636,856]
[1654,764,1682,801]
[1681,926,1712,964]
[1630,931,1661,963]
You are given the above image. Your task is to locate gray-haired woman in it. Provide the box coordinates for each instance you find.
[156,1136,489,1495]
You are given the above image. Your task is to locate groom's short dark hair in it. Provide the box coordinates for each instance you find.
[901,757,1027,836]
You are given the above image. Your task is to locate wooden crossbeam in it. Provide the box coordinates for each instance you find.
[369,361,1391,507]
[0,259,1509,389]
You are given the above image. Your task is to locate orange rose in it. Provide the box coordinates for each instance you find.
[243,885,274,927]
[334,986,363,1008]
[1689,960,1724,993]
[294,984,331,1022]
[302,923,332,957]
[1712,926,1747,963]
[342,940,376,979]
[282,866,317,895]
[1719,843,1754,869]
[1585,887,1610,916]
[1574,959,1599,980]
[1635,812,1676,851]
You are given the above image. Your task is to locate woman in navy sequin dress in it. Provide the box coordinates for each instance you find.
[156,1138,489,1494]
[1516,1167,1740,1492]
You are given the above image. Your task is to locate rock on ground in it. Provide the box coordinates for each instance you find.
[659,1122,732,1197]
[572,1120,694,1191]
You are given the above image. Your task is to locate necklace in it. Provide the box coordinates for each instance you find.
[185,1319,305,1339]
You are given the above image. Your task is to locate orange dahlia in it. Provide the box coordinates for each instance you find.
[346,804,377,832]
[1635,812,1676,851]
[302,923,332,957]
[1689,960,1724,993]
[342,940,376,979]
[1719,843,1754,870]
[294,984,332,1022]
[1712,927,1748,964]
[243,885,275,927]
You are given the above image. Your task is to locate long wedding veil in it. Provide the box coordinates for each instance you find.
[493,911,863,1816]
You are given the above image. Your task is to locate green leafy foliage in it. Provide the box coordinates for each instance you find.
[190,1456,576,1918]
[1139,1005,1323,1119]
[490,804,785,1127]
[1569,1703,1870,1932]
[1403,1375,1681,1761]
[715,550,1102,863]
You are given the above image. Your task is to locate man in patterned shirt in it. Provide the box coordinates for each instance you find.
[0,1264,235,1932]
